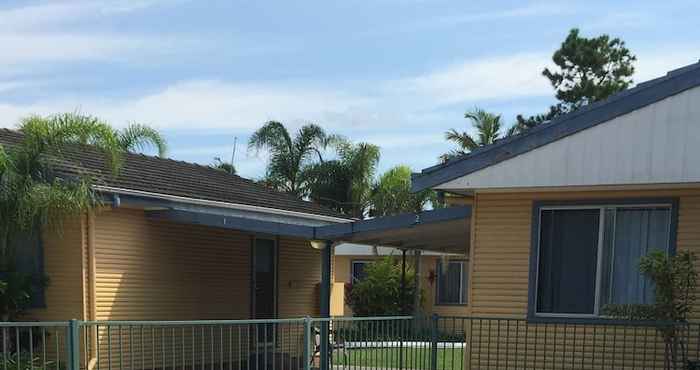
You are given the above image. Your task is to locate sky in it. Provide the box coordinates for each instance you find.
[0,0,698,180]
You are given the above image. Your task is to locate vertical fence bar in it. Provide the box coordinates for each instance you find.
[430,315,438,370]
[67,320,80,370]
[303,317,311,370]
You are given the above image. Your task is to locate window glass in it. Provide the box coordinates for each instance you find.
[534,204,673,317]
[436,261,467,304]
[351,261,369,283]
[536,209,600,314]
[600,207,671,306]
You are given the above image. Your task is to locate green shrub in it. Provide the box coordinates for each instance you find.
[345,257,422,316]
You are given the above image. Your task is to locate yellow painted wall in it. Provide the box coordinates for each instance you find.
[333,254,470,317]
[25,217,87,367]
[26,217,87,321]
[463,187,700,369]
[93,208,251,321]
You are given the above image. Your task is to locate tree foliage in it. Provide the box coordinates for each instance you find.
[305,141,380,218]
[210,157,236,175]
[0,112,166,320]
[370,165,438,217]
[248,121,335,198]
[602,250,697,369]
[441,108,504,162]
[345,257,420,316]
[514,28,636,133]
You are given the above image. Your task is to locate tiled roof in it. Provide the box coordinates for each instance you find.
[0,128,350,220]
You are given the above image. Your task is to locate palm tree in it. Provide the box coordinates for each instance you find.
[0,112,166,320]
[370,165,438,217]
[117,123,168,157]
[305,141,380,218]
[441,108,504,162]
[248,121,335,198]
[210,157,236,175]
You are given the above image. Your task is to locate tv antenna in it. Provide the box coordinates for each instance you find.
[229,137,238,175]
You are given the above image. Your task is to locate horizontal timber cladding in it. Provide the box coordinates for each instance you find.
[25,217,87,366]
[90,208,322,369]
[277,236,323,318]
[93,208,251,321]
[463,187,700,369]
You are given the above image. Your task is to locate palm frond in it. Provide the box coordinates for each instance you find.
[248,121,293,155]
[118,123,168,157]
[445,129,478,151]
[19,113,124,174]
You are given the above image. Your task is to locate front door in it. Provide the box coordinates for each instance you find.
[252,238,276,343]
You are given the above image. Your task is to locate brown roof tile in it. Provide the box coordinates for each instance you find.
[0,128,350,220]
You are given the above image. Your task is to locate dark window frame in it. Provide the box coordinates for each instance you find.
[350,260,372,283]
[435,259,468,306]
[527,197,679,323]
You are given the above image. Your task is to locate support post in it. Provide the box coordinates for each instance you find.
[320,241,332,370]
[400,249,407,314]
[400,250,407,370]
[413,250,422,317]
[303,317,312,370]
[430,314,439,370]
[67,319,80,370]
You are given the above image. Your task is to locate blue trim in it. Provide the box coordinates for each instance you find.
[314,206,471,240]
[526,197,680,323]
[146,210,315,239]
[412,61,700,191]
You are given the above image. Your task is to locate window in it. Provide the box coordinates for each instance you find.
[436,260,468,305]
[0,229,45,308]
[532,201,675,318]
[351,261,370,283]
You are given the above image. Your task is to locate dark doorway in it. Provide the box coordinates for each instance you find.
[252,238,276,344]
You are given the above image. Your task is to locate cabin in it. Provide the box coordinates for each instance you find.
[408,60,700,368]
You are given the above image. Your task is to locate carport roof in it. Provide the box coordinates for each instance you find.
[316,206,471,254]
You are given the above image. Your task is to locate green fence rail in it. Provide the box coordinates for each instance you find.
[1,316,699,370]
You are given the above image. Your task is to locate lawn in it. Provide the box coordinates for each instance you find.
[332,347,463,369]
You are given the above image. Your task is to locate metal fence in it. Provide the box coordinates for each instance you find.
[441,316,700,370]
[1,316,699,370]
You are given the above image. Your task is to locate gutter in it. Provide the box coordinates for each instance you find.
[93,185,353,224]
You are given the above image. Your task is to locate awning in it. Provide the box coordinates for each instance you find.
[315,206,471,254]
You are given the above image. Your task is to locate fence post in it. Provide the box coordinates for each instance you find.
[303,317,312,370]
[67,319,80,370]
[431,314,439,370]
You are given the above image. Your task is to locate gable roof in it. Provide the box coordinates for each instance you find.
[0,128,350,221]
[412,60,700,191]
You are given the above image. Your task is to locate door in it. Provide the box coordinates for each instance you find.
[252,238,276,344]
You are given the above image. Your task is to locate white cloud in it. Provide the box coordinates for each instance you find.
[0,33,156,67]
[0,80,372,131]
[430,2,575,28]
[391,53,553,104]
[635,48,700,82]
[0,0,181,31]
[0,1,201,75]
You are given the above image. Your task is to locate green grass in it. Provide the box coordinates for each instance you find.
[332,347,463,369]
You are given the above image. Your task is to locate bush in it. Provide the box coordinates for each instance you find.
[346,257,422,316]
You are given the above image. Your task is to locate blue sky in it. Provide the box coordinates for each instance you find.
[1,0,698,179]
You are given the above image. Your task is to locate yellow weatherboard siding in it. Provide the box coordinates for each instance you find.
[93,208,251,321]
[86,208,324,368]
[28,216,86,322]
[464,187,700,369]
